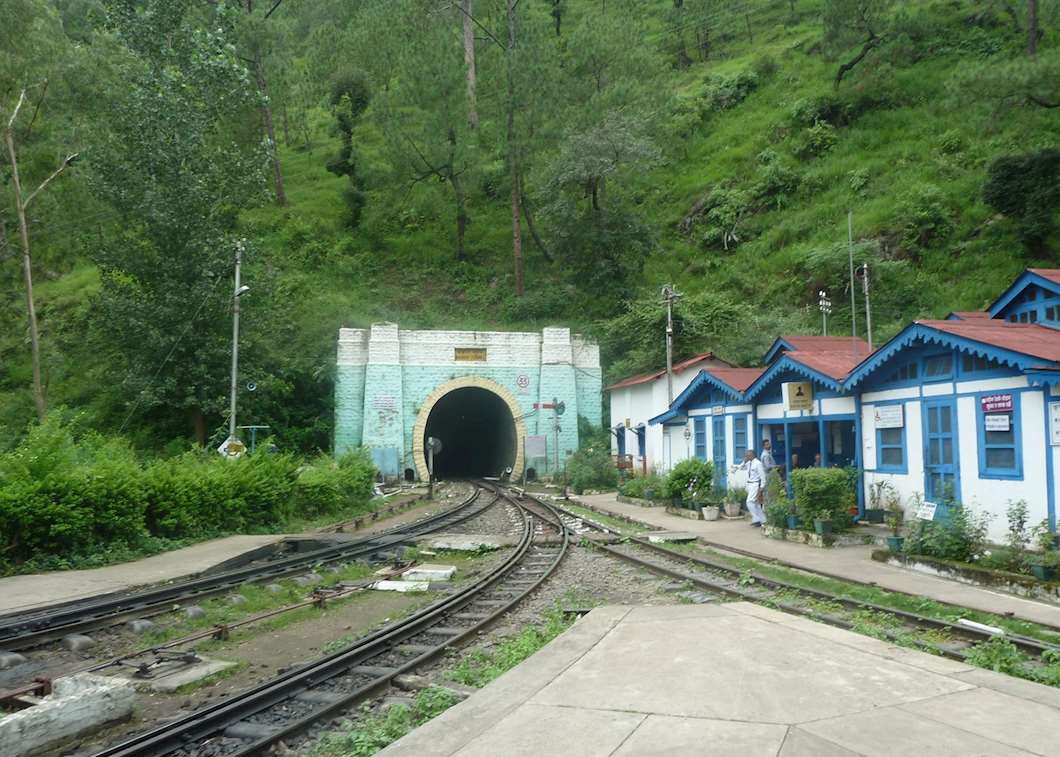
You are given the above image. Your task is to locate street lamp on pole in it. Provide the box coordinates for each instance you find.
[228,241,249,442]
[818,290,832,336]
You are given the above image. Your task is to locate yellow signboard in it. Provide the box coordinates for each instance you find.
[454,347,488,362]
[782,381,813,412]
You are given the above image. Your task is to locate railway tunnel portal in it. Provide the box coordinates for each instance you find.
[334,324,602,482]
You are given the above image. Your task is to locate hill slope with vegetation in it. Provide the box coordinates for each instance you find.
[0,0,1057,452]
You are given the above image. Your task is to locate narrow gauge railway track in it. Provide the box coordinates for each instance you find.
[545,499,1060,668]
[0,486,497,651]
[94,483,571,757]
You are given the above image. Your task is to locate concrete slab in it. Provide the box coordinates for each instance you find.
[420,535,514,551]
[403,564,456,582]
[576,493,1060,628]
[612,715,787,757]
[381,603,1060,757]
[130,656,237,693]
[373,580,430,593]
[0,534,286,614]
[642,531,699,543]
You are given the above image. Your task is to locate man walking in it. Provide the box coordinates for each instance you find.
[740,448,767,527]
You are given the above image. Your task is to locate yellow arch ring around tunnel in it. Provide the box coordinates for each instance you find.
[412,376,526,482]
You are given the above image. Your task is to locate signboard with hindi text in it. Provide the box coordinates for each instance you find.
[874,405,904,429]
[984,414,1010,432]
[980,393,1013,413]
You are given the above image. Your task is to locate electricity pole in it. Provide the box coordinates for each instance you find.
[661,285,682,403]
[228,241,247,441]
[847,211,858,349]
[861,263,873,351]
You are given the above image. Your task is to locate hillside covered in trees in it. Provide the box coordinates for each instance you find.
[0,0,1057,452]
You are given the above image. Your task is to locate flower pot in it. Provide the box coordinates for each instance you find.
[644,489,656,500]
[724,502,742,518]
[886,536,905,554]
[1029,564,1057,582]
[863,508,885,524]
[785,514,800,530]
[813,518,832,536]
[702,505,721,521]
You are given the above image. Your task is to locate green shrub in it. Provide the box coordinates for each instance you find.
[293,451,375,518]
[790,468,850,528]
[903,504,992,563]
[566,447,618,494]
[895,183,952,251]
[664,458,713,502]
[765,498,791,528]
[792,120,838,159]
[619,473,665,499]
[983,148,1060,254]
[703,70,758,112]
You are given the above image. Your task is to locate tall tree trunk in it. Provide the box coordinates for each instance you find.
[507,0,524,297]
[4,128,46,421]
[1027,0,1038,57]
[462,0,479,128]
[191,406,206,446]
[254,55,287,206]
[552,0,563,35]
[518,169,552,263]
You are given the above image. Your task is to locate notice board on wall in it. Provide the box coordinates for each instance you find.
[874,405,904,429]
[1051,403,1060,446]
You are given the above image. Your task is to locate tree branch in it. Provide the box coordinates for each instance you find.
[834,33,880,88]
[24,153,79,209]
[451,2,505,50]
[263,0,284,19]
[1027,94,1060,108]
[7,90,27,131]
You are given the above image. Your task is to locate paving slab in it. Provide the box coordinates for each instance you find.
[380,602,1060,756]
[0,535,286,614]
[576,493,1060,627]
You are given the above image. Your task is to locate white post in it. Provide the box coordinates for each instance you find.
[228,242,243,440]
[847,211,857,345]
[862,262,873,351]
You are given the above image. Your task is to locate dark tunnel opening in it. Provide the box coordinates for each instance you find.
[423,387,517,479]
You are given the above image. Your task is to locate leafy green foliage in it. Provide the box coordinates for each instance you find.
[664,458,713,502]
[703,70,759,112]
[790,468,852,528]
[449,608,573,688]
[619,472,667,499]
[983,149,1060,254]
[903,504,992,562]
[0,416,374,571]
[566,446,617,494]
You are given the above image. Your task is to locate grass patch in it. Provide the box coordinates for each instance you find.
[448,606,576,689]
[309,687,463,757]
[560,503,650,533]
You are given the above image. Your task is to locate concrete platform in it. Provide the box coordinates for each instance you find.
[0,535,286,614]
[576,493,1060,628]
[380,603,1060,756]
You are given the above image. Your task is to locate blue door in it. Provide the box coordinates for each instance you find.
[923,399,960,502]
[712,415,727,492]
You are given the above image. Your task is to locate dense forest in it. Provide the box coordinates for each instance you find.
[1,0,1058,453]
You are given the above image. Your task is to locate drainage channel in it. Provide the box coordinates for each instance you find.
[92,484,571,757]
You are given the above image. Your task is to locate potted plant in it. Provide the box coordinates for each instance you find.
[765,499,790,537]
[865,480,894,523]
[813,510,833,536]
[885,500,905,553]
[785,504,800,530]
[724,487,745,518]
[1028,521,1060,581]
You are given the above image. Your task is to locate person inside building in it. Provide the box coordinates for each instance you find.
[760,439,775,471]
[740,448,767,527]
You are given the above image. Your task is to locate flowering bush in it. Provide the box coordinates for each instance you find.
[664,458,713,503]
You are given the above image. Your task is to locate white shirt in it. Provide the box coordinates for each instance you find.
[742,458,766,485]
[760,448,775,470]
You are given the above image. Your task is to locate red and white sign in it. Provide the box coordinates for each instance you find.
[981,393,1013,414]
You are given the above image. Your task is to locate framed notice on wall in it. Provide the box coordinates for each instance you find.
[874,405,903,429]
[1051,403,1060,446]
[782,381,813,412]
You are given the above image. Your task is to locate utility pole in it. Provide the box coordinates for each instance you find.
[847,211,857,349]
[228,241,246,441]
[861,263,873,351]
[661,284,682,404]
[818,290,832,336]
[4,88,78,422]
[553,397,560,475]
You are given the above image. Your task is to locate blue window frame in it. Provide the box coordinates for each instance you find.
[875,418,907,473]
[636,426,646,457]
[712,415,727,492]
[977,393,1022,480]
[960,354,994,374]
[732,413,748,463]
[693,417,707,460]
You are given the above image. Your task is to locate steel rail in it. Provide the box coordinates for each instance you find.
[546,499,1060,660]
[93,484,570,757]
[0,486,495,650]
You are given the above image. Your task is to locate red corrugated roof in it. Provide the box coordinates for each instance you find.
[786,351,866,381]
[704,367,765,392]
[919,320,1060,363]
[947,311,992,320]
[607,352,728,390]
[781,336,871,356]
[1029,269,1060,285]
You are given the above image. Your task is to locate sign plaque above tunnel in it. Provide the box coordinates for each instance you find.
[334,324,602,482]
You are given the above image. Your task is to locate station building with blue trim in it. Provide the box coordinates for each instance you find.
[649,269,1060,542]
